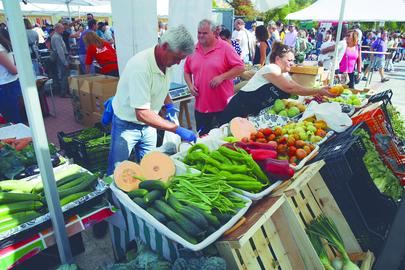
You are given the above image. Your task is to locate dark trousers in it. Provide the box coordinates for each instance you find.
[194,110,222,136]
[0,80,23,123]
[348,72,355,89]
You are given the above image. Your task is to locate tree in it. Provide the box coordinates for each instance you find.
[227,0,258,21]
[262,0,316,25]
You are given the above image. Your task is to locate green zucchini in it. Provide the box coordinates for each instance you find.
[0,201,43,217]
[0,191,41,204]
[139,180,167,191]
[0,211,41,233]
[189,206,221,228]
[214,211,233,225]
[143,190,162,204]
[146,207,167,223]
[166,221,198,244]
[58,173,93,191]
[154,200,204,237]
[127,189,148,199]
[60,191,91,206]
[32,164,83,193]
[58,175,97,199]
[132,197,147,209]
[167,196,208,229]
[0,210,40,224]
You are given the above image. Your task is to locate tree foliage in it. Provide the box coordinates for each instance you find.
[227,0,258,21]
[262,0,316,25]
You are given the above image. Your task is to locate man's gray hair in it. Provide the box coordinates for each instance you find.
[198,19,217,32]
[160,25,195,55]
[54,23,63,30]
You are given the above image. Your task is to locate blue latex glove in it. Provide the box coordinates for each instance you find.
[164,103,179,122]
[102,97,114,126]
[175,127,197,142]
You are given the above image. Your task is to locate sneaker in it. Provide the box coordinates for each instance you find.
[361,77,368,81]
[381,78,390,83]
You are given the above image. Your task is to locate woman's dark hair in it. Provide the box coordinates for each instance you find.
[255,25,269,42]
[269,41,292,63]
[97,22,105,30]
[219,29,231,40]
[0,31,12,52]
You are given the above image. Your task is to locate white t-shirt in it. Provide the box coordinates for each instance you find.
[112,47,171,124]
[0,44,18,85]
[241,64,291,92]
[319,40,347,70]
[232,28,253,61]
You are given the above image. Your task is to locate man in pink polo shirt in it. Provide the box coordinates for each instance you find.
[184,19,244,135]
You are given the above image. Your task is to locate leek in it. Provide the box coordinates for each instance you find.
[307,230,334,270]
[307,215,359,270]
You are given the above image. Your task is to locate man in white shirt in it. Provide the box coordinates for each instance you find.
[284,24,297,48]
[319,25,348,71]
[107,25,196,175]
[232,18,254,63]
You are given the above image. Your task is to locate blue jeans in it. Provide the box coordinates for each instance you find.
[0,79,23,123]
[107,115,157,175]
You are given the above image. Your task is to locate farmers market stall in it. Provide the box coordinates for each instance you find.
[102,88,404,269]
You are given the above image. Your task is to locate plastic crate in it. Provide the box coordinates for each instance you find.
[367,89,393,105]
[309,135,398,255]
[74,134,111,173]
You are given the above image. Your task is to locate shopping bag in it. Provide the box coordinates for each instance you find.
[299,101,352,132]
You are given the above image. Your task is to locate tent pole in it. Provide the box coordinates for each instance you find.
[66,0,72,21]
[2,0,73,264]
[328,0,346,85]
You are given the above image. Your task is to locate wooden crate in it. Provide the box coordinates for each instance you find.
[216,195,323,270]
[271,160,375,269]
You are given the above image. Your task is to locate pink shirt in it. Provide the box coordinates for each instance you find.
[184,39,244,113]
[339,45,360,73]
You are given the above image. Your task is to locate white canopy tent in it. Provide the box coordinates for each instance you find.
[286,0,405,21]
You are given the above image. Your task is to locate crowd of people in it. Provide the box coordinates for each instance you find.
[1,14,404,172]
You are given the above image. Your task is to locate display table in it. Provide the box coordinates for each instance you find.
[0,204,115,269]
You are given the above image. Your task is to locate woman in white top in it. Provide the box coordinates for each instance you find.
[217,42,335,126]
[0,32,22,123]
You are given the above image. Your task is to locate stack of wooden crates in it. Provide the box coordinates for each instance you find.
[68,74,118,127]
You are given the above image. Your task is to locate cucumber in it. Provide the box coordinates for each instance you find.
[206,225,217,235]
[0,191,41,203]
[58,174,98,199]
[168,196,208,229]
[154,200,204,237]
[58,173,93,191]
[127,189,148,199]
[143,190,162,204]
[0,180,34,194]
[0,211,41,233]
[146,207,167,223]
[189,206,221,228]
[213,211,233,225]
[139,180,167,191]
[60,191,91,206]
[132,197,147,209]
[0,201,43,217]
[166,221,198,244]
[56,172,89,187]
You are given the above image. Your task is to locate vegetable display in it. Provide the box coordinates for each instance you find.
[123,171,248,245]
[354,128,403,200]
[0,139,59,180]
[386,104,405,141]
[182,143,270,193]
[0,166,99,234]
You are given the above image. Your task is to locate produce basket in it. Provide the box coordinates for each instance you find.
[0,164,108,243]
[111,183,251,253]
[57,123,109,162]
[172,138,283,200]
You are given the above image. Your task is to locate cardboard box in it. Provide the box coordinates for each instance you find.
[91,78,119,113]
[78,75,116,112]
[290,66,323,75]
[81,110,94,127]
[68,74,96,91]
[92,112,103,125]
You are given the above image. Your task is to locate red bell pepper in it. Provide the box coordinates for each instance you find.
[249,149,278,161]
[260,158,295,181]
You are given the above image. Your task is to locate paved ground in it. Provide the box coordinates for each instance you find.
[41,61,405,269]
